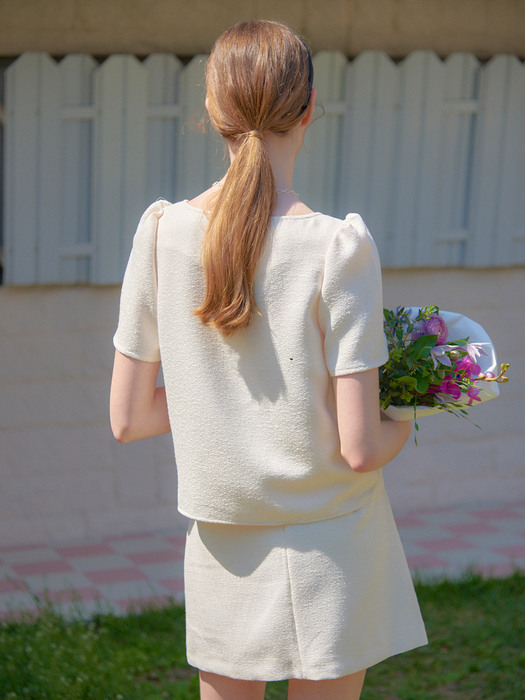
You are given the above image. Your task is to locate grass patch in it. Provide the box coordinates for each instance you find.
[0,572,523,699]
[362,571,524,700]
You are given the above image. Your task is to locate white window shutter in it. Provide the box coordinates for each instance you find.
[468,55,525,267]
[175,55,225,201]
[339,51,399,259]
[91,56,149,284]
[295,51,348,216]
[4,54,44,284]
[58,54,97,284]
[427,53,479,267]
[4,53,98,284]
[144,53,184,204]
[4,50,525,284]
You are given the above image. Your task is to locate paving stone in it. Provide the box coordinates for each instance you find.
[1,500,523,618]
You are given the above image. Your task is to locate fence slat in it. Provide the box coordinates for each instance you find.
[366,53,400,259]
[4,50,525,285]
[488,56,525,266]
[341,52,380,222]
[295,51,347,215]
[466,56,507,267]
[433,54,479,266]
[176,55,224,201]
[390,52,431,266]
[59,54,97,283]
[412,53,449,266]
[466,55,525,267]
[341,52,399,259]
[36,55,62,283]
[4,54,42,284]
[145,53,183,204]
[92,56,149,283]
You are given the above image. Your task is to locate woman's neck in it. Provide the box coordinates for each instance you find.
[226,128,303,193]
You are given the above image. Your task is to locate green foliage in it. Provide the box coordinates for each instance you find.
[379,306,479,419]
[362,572,524,700]
[1,573,523,699]
[0,600,196,699]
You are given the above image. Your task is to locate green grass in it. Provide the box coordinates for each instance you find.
[0,572,523,699]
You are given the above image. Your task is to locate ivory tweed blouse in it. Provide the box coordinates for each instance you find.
[114,200,389,525]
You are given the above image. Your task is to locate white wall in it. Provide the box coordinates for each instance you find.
[1,268,523,546]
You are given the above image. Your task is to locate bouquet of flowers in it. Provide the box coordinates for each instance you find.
[379,307,509,429]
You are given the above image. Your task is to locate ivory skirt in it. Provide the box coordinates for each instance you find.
[184,487,427,681]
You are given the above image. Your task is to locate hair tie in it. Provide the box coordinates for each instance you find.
[245,130,264,140]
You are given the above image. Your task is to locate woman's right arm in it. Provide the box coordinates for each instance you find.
[333,368,412,473]
[110,350,171,443]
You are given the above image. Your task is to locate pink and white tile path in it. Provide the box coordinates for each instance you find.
[396,500,525,579]
[1,501,524,619]
[0,532,186,619]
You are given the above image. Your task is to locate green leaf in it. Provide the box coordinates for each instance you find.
[394,375,418,389]
[406,334,438,360]
[415,375,429,393]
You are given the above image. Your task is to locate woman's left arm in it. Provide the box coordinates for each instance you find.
[110,350,171,443]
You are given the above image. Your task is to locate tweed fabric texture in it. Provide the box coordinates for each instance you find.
[114,200,389,526]
[184,487,427,681]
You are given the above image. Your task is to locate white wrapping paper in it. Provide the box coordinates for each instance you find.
[383,309,500,421]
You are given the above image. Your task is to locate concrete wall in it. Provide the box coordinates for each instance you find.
[381,269,523,511]
[0,0,523,58]
[1,269,522,545]
[1,286,185,546]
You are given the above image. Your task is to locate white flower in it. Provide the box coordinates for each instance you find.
[466,342,489,361]
[429,344,457,369]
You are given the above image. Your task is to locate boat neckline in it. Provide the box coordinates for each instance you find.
[183,199,322,220]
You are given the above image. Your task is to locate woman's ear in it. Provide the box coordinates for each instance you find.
[301,88,317,127]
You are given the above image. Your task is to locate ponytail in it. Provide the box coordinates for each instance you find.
[193,20,313,336]
[193,132,275,335]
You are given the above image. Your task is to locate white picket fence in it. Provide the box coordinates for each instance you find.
[3,50,525,284]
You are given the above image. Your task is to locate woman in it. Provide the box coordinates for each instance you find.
[110,20,427,700]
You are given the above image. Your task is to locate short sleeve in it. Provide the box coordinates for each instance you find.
[319,213,388,376]
[113,200,170,362]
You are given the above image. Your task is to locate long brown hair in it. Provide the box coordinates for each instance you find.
[193,20,314,335]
